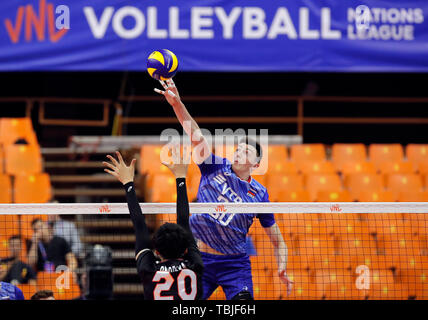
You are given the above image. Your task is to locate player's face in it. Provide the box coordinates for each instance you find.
[8,238,21,258]
[33,221,50,241]
[233,143,259,169]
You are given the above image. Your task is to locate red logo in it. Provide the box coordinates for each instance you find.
[330,204,342,213]
[99,205,111,213]
[4,0,68,44]
[215,204,227,213]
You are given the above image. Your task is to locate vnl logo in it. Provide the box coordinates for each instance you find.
[4,0,70,43]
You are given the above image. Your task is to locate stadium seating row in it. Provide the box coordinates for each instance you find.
[139,143,428,176]
[0,173,52,203]
[16,271,81,300]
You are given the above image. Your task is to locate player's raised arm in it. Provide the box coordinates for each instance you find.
[154,79,211,162]
[103,152,150,256]
[161,145,192,233]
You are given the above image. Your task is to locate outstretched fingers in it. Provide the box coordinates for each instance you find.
[106,154,119,167]
[115,151,124,164]
[154,88,165,95]
[103,160,117,172]
[104,168,118,178]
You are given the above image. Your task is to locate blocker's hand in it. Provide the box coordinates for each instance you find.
[279,269,294,296]
[103,151,136,185]
[154,79,182,107]
[161,143,191,179]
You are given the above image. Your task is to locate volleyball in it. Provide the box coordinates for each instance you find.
[146,49,179,80]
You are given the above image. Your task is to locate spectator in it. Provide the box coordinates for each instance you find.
[48,214,84,259]
[0,281,25,300]
[0,235,36,286]
[31,289,55,300]
[27,219,77,275]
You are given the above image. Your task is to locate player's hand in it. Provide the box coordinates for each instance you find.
[161,143,190,178]
[279,269,294,296]
[103,151,136,185]
[154,79,181,107]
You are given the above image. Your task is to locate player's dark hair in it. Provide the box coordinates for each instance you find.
[8,235,21,242]
[31,218,42,229]
[31,290,54,300]
[153,223,190,259]
[239,137,263,163]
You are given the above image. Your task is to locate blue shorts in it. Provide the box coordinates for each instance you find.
[200,252,253,300]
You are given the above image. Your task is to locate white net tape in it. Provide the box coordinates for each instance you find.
[0,202,427,214]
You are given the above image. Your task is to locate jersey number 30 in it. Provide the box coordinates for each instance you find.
[153,269,197,300]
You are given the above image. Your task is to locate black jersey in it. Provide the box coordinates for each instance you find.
[136,245,203,300]
[123,178,204,301]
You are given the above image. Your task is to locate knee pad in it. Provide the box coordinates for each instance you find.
[231,290,254,300]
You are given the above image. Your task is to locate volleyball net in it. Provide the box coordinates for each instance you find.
[0,202,427,300]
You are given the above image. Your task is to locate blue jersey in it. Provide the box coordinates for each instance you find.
[190,153,275,255]
[0,282,25,300]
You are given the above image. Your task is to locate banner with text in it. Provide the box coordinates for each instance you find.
[0,0,427,71]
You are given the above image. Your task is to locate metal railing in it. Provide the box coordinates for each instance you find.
[1,95,428,137]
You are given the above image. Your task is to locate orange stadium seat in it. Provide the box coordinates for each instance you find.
[376,233,421,258]
[397,191,428,202]
[266,161,298,175]
[379,161,415,175]
[253,145,289,176]
[345,173,384,200]
[276,213,324,237]
[349,255,392,275]
[369,144,404,170]
[139,145,170,175]
[341,161,377,176]
[251,174,267,187]
[294,234,335,257]
[365,213,410,236]
[148,174,177,203]
[275,190,311,202]
[309,254,350,272]
[186,161,200,178]
[386,174,423,194]
[17,284,38,300]
[0,215,19,239]
[300,161,335,175]
[406,144,428,171]
[285,269,316,300]
[266,174,304,201]
[332,143,367,172]
[0,145,4,173]
[14,173,52,203]
[314,269,356,300]
[252,270,275,300]
[0,118,38,146]
[325,214,371,237]
[37,271,81,300]
[4,144,42,175]
[365,269,407,300]
[305,174,342,201]
[148,174,177,224]
[265,145,288,163]
[419,161,428,176]
[357,190,396,202]
[187,174,201,202]
[334,234,377,257]
[316,190,352,202]
[0,174,12,203]
[398,269,428,299]
[290,144,326,170]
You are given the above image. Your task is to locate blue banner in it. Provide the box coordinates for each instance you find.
[0,0,427,71]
